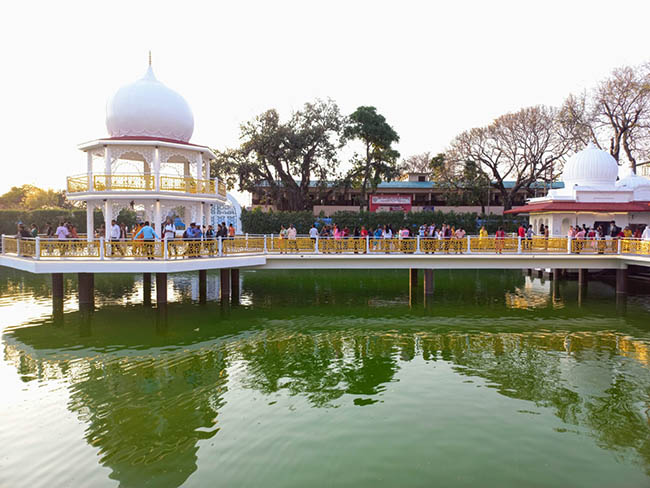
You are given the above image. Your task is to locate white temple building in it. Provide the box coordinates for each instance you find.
[506,143,650,235]
[66,57,230,238]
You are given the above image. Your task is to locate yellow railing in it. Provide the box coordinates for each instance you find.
[470,237,519,253]
[570,238,618,254]
[67,175,88,193]
[93,174,155,191]
[223,237,265,254]
[270,237,316,253]
[40,240,101,258]
[105,240,164,259]
[7,235,650,260]
[66,173,224,196]
[620,238,650,255]
[3,237,18,254]
[160,175,215,194]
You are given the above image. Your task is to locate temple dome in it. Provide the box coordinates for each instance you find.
[562,143,618,188]
[616,171,650,190]
[105,65,194,142]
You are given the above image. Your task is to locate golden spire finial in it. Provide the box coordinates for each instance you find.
[148,50,152,67]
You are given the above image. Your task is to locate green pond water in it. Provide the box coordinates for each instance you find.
[1,268,650,487]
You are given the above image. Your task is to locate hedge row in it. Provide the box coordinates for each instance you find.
[241,209,527,235]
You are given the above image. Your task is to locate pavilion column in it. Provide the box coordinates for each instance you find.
[184,160,191,192]
[87,150,94,191]
[198,202,205,229]
[86,201,94,241]
[144,161,151,190]
[196,156,203,192]
[154,200,162,236]
[104,200,112,239]
[104,146,111,189]
[154,147,161,192]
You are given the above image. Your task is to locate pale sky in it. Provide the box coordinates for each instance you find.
[1,0,649,204]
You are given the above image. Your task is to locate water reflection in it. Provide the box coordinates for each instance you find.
[2,269,650,486]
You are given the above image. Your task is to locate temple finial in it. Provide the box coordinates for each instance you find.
[148,50,152,66]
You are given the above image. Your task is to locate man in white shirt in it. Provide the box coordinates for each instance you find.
[109,220,121,241]
[109,219,122,256]
[309,225,318,239]
[55,222,69,240]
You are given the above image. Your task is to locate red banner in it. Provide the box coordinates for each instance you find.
[369,194,412,212]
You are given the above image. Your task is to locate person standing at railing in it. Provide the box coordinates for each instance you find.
[278,225,288,254]
[495,226,505,254]
[642,225,650,241]
[134,221,160,260]
[287,224,298,252]
[454,227,466,254]
[16,224,32,238]
[108,220,123,256]
[478,225,488,252]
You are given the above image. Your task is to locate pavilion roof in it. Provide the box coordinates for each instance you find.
[504,201,650,214]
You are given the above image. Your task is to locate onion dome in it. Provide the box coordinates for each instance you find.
[562,142,618,188]
[105,63,194,142]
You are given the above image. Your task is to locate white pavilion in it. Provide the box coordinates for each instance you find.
[67,57,228,239]
[506,143,650,235]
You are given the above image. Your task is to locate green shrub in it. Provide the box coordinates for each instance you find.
[0,208,104,235]
[241,208,527,234]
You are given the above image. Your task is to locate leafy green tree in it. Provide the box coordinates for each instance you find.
[213,99,346,211]
[344,106,400,210]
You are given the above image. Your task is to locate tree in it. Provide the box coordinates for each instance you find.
[0,185,74,210]
[214,99,346,211]
[430,154,490,213]
[593,63,650,172]
[399,152,432,176]
[344,106,400,210]
[560,63,650,173]
[447,106,571,210]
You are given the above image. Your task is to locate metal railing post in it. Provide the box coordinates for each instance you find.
[16,238,20,256]
[517,236,522,254]
[100,237,105,260]
[218,236,223,256]
[270,233,274,251]
[315,236,319,254]
[35,237,40,260]
[164,235,169,260]
[567,237,572,254]
[467,236,472,254]
[366,235,370,253]
[617,238,622,254]
[246,233,249,251]
[263,234,268,254]
[416,235,421,254]
[1,234,5,255]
